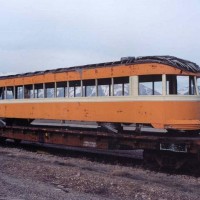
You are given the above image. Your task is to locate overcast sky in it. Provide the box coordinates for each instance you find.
[0,0,200,74]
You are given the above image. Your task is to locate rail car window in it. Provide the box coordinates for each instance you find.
[69,81,81,97]
[97,78,111,96]
[34,84,44,98]
[0,88,5,99]
[166,75,196,95]
[177,76,189,95]
[189,76,196,95]
[114,77,129,96]
[6,86,14,99]
[45,83,55,98]
[16,86,24,99]
[197,78,200,95]
[83,80,96,97]
[24,85,34,99]
[56,82,67,97]
[138,75,162,95]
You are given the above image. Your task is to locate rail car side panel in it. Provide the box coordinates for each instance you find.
[0,99,199,130]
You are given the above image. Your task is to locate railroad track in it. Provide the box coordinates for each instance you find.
[0,138,200,176]
[0,125,200,175]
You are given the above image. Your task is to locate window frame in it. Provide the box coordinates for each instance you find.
[166,75,197,96]
[138,75,163,96]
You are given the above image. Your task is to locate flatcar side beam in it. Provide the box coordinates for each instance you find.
[0,126,200,155]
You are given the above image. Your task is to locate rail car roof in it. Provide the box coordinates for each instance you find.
[1,56,200,80]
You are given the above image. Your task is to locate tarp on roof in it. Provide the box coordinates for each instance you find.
[135,56,200,73]
[1,55,200,80]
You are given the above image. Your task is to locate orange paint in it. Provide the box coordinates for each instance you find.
[0,100,199,130]
[0,62,199,131]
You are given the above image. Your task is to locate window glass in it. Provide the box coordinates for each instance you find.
[189,76,196,95]
[34,84,44,98]
[16,86,23,99]
[57,82,67,97]
[97,78,111,96]
[69,86,74,97]
[69,81,81,97]
[114,83,123,96]
[0,88,4,99]
[166,75,176,95]
[45,83,55,98]
[197,78,200,95]
[139,75,162,95]
[83,80,96,97]
[124,83,129,96]
[154,82,162,95]
[24,85,34,99]
[6,86,14,99]
[114,77,129,96]
[166,75,196,95]
[177,76,189,95]
[139,82,153,95]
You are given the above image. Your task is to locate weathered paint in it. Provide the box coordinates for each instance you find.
[0,100,199,130]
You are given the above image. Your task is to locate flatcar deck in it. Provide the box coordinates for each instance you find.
[0,125,199,153]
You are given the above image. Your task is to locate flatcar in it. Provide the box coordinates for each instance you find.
[0,56,199,134]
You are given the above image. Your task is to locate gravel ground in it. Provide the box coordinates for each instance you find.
[0,145,199,200]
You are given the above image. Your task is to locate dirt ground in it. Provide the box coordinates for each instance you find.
[0,145,199,200]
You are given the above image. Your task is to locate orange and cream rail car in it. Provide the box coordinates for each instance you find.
[0,56,199,134]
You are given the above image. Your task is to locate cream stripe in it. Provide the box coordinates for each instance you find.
[0,95,199,104]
